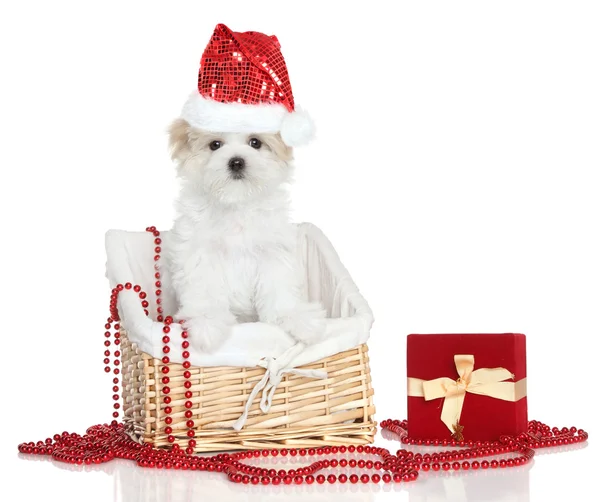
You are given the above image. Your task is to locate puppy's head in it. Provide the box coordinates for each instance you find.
[168,119,293,204]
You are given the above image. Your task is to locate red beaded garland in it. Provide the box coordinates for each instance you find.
[146,227,164,323]
[17,225,590,487]
[17,419,588,485]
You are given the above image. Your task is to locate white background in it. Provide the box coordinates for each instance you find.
[1,1,598,501]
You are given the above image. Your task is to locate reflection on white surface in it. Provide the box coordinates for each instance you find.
[17,440,588,502]
[405,463,532,502]
[403,440,587,502]
[110,453,383,502]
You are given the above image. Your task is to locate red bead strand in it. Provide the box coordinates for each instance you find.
[146,226,164,323]
[17,419,588,483]
[160,315,175,446]
[178,320,196,454]
[149,227,196,454]
[17,225,590,486]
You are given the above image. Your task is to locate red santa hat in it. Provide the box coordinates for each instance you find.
[180,24,315,147]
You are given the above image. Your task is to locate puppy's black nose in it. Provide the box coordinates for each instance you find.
[228,157,245,172]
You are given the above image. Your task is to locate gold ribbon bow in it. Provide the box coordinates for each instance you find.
[407,354,527,437]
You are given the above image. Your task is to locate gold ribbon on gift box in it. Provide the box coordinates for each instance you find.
[407,354,527,438]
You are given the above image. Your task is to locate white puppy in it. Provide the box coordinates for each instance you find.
[164,119,327,352]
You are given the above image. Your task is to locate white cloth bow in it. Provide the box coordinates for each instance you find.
[232,344,327,431]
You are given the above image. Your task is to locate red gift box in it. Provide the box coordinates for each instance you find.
[406,333,528,442]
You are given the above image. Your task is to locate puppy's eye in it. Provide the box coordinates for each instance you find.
[249,138,262,149]
[209,140,223,151]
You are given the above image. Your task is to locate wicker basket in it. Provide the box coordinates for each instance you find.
[121,330,376,452]
[109,223,376,451]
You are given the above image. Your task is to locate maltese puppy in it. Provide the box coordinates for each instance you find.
[164,119,327,352]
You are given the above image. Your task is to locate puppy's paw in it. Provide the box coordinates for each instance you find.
[277,303,327,345]
[183,316,231,353]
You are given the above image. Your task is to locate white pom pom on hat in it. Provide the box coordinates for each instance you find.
[280,108,315,147]
[179,23,315,147]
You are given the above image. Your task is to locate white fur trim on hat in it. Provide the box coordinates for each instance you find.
[180,92,315,147]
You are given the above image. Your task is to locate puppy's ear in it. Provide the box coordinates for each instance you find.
[263,134,294,162]
[168,119,192,162]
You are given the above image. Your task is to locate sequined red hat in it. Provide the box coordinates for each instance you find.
[180,24,314,147]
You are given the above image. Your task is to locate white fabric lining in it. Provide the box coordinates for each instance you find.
[104,222,373,370]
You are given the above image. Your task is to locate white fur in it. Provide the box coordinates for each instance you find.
[180,91,315,147]
[166,127,326,353]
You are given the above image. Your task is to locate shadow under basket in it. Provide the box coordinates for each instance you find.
[121,330,376,452]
